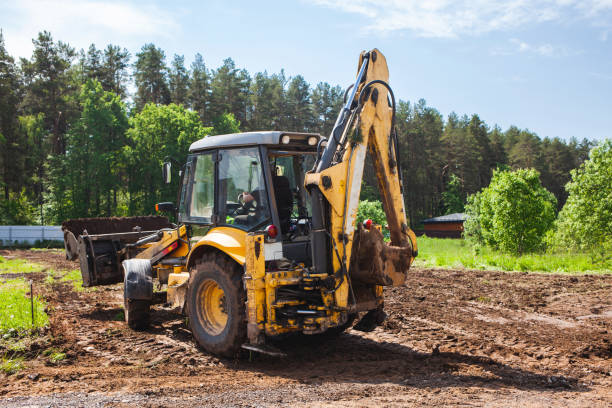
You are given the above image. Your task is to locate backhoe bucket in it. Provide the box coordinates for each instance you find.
[349,225,413,286]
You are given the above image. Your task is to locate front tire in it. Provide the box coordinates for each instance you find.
[124,298,150,330]
[187,253,246,357]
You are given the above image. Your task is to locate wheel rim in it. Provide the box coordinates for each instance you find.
[197,279,228,336]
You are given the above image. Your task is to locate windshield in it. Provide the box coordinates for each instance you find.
[218,147,271,230]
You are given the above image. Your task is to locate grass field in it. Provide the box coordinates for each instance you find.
[0,278,48,335]
[413,236,611,274]
[0,256,46,275]
[0,253,66,374]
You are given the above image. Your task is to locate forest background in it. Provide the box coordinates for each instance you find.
[0,31,597,228]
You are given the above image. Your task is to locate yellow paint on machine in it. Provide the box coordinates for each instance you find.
[188,227,247,266]
[245,233,266,344]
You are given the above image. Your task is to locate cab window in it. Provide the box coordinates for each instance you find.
[218,147,271,230]
[179,153,215,223]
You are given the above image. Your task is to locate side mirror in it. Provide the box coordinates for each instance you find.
[162,162,171,184]
[155,202,175,213]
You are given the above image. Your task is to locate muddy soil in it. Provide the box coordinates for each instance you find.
[1,249,610,407]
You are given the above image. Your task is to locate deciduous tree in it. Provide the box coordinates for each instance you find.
[464,168,557,254]
[550,140,611,253]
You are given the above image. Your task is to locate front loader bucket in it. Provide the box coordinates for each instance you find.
[349,225,414,286]
[61,216,173,286]
[62,216,173,260]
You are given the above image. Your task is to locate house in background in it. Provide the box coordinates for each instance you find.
[421,213,467,238]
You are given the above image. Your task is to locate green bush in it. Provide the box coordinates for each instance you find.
[549,140,611,258]
[464,168,557,254]
[356,200,386,227]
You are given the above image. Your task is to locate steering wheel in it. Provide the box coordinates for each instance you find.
[234,192,257,215]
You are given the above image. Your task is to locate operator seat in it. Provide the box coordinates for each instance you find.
[273,175,293,234]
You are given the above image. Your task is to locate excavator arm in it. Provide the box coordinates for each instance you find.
[305,49,418,308]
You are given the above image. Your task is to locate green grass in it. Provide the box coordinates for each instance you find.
[413,237,611,274]
[0,278,48,336]
[59,269,89,292]
[0,256,46,275]
[43,348,66,363]
[0,354,24,374]
[43,267,91,292]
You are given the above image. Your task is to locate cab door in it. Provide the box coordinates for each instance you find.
[179,151,217,226]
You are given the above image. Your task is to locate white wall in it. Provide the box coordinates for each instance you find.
[0,226,63,245]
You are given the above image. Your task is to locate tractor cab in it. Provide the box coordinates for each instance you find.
[178,131,323,266]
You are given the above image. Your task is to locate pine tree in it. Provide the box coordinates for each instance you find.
[0,31,23,199]
[311,82,342,136]
[508,130,543,170]
[82,44,103,82]
[189,53,211,125]
[101,45,130,99]
[285,75,313,132]
[210,58,250,126]
[133,43,170,110]
[396,99,444,223]
[169,54,189,106]
[468,114,493,188]
[20,31,77,155]
[248,71,285,130]
[488,125,507,168]
[440,112,481,195]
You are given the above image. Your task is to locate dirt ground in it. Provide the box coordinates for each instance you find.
[0,249,610,407]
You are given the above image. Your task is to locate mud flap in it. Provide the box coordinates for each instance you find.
[123,259,153,301]
[167,272,190,311]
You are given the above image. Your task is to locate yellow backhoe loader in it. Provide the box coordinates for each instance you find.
[62,49,417,357]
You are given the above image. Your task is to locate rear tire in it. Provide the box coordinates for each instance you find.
[187,253,246,357]
[124,298,150,330]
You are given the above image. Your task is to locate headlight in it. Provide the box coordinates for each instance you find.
[281,135,291,144]
[307,136,318,146]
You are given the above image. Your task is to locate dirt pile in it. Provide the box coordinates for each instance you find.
[61,216,172,236]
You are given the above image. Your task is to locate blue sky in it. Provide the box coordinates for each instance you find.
[1,0,611,141]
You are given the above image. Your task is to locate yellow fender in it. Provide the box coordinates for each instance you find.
[186,227,247,269]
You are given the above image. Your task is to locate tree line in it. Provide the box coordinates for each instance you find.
[0,30,597,226]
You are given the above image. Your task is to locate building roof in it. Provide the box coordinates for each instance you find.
[422,213,467,224]
[189,131,322,152]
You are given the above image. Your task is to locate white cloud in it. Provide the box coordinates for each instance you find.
[307,0,612,38]
[490,38,577,57]
[1,0,180,59]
